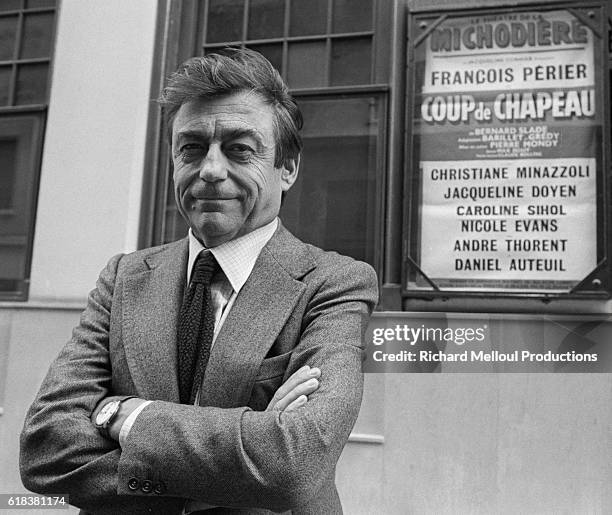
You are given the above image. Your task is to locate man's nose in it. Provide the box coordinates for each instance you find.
[199,145,227,182]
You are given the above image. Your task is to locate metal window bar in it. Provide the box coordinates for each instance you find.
[200,0,377,88]
[0,2,55,108]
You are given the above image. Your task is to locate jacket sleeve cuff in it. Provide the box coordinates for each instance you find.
[119,400,153,447]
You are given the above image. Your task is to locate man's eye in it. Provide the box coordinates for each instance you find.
[180,144,204,154]
[177,144,206,161]
[225,144,254,159]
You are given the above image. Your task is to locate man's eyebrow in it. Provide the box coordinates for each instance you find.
[220,127,264,143]
[176,127,265,144]
[175,129,208,141]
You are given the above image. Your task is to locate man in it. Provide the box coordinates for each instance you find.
[20,48,378,514]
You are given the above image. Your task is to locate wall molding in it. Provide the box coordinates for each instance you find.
[348,433,385,445]
[0,300,86,311]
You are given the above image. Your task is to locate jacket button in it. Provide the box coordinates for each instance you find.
[127,477,139,491]
[153,482,166,495]
[141,479,153,494]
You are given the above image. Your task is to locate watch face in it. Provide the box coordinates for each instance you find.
[95,401,119,426]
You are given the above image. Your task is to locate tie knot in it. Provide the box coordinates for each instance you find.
[191,251,218,285]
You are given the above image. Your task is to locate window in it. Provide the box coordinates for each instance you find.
[149,0,391,272]
[0,0,56,300]
[280,94,384,267]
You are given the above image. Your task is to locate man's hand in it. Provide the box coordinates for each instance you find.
[266,365,321,412]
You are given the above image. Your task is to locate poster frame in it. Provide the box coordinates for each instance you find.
[402,0,611,304]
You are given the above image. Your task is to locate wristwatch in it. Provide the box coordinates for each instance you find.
[94,396,136,438]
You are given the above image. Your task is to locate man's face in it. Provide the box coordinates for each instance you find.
[171,91,298,247]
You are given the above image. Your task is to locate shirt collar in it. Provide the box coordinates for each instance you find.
[187,218,278,293]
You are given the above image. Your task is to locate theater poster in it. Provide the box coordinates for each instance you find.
[406,7,607,294]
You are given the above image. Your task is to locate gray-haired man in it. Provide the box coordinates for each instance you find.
[20,48,378,514]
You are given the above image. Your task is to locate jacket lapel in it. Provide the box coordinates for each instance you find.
[199,224,316,408]
[122,239,188,402]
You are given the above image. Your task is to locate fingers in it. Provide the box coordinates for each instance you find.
[274,376,319,412]
[284,395,307,412]
[274,365,320,401]
[266,365,321,412]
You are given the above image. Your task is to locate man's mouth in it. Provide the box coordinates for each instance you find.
[192,195,235,201]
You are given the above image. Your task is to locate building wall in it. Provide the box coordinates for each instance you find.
[380,374,612,514]
[1,1,611,514]
[0,307,81,514]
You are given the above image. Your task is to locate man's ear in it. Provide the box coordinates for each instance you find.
[280,155,300,192]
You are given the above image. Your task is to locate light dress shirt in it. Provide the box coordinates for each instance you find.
[118,218,279,449]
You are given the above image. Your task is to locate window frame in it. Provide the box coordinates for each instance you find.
[0,111,45,300]
[283,89,389,273]
[0,0,57,301]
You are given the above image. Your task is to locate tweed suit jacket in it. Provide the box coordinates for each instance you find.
[20,223,378,514]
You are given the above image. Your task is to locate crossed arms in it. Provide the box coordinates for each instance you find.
[19,250,378,513]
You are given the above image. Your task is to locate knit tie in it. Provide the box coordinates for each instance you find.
[177,251,218,404]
